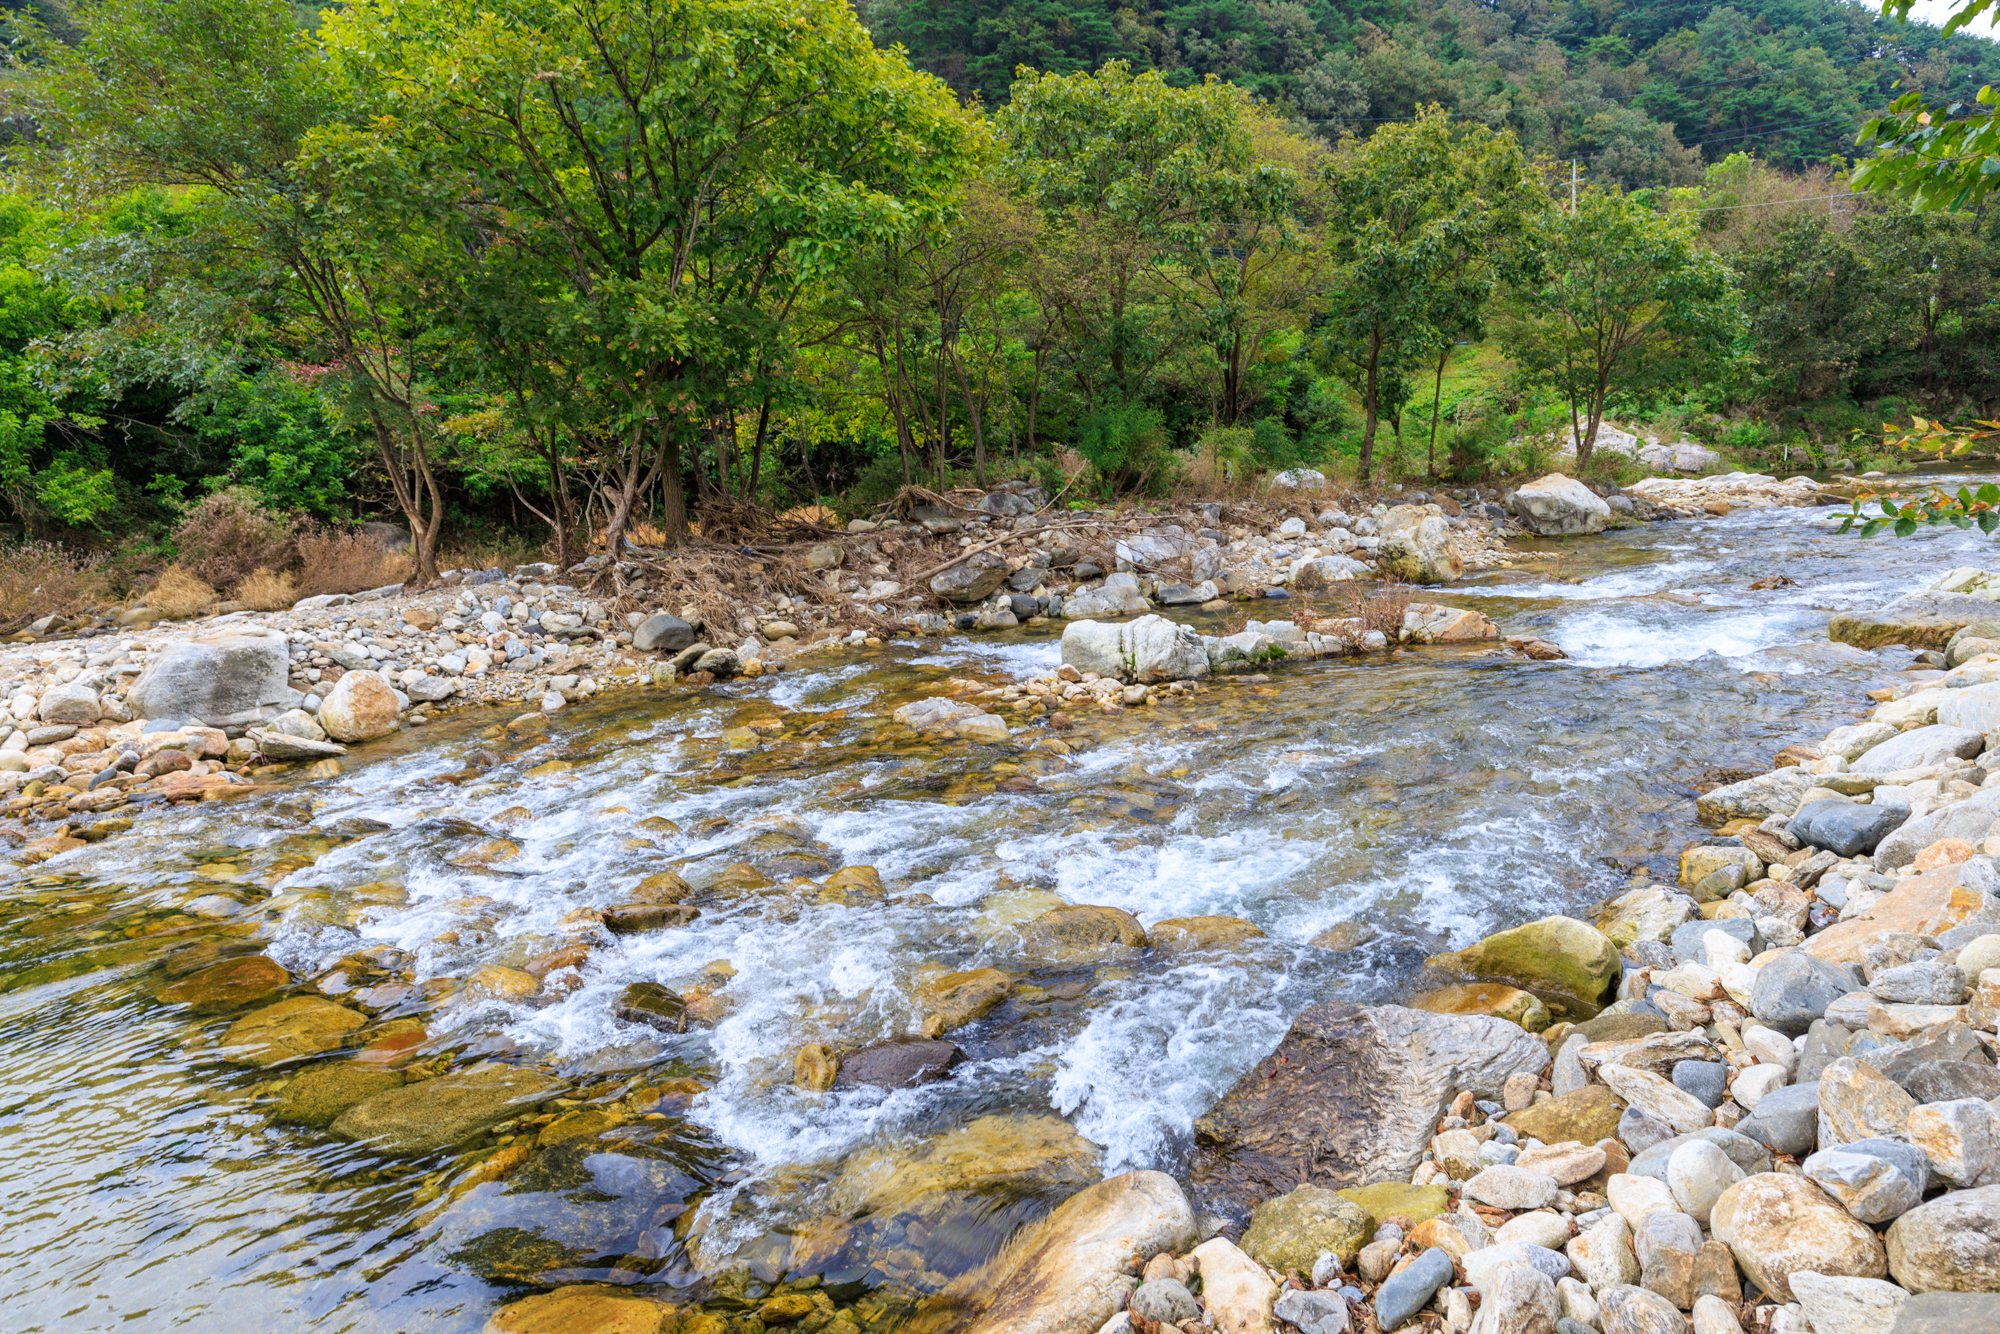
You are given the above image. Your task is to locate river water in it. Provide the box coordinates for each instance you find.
[2,488,1992,1331]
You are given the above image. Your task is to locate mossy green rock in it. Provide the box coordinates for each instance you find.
[1427,915,1621,1008]
[273,1063,403,1129]
[330,1064,562,1154]
[1337,1181,1449,1227]
[217,996,366,1067]
[1502,1084,1625,1145]
[1240,1183,1375,1274]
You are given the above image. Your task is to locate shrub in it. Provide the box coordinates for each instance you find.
[234,568,299,611]
[147,565,218,619]
[172,488,296,589]
[298,530,413,596]
[0,543,109,630]
[1076,402,1176,493]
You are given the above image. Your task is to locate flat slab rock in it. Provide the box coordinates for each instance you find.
[1190,1001,1548,1221]
[1828,591,2000,650]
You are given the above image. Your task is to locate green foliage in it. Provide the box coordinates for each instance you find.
[1839,479,2000,538]
[1502,191,1745,472]
[1074,399,1177,492]
[188,371,360,518]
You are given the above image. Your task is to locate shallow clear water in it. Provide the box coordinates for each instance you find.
[2,490,1993,1330]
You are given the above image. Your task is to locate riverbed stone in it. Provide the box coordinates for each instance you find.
[273,1063,404,1129]
[1514,1142,1607,1186]
[833,1039,964,1091]
[1818,1057,1917,1147]
[319,669,401,743]
[1751,952,1858,1035]
[128,627,295,727]
[1789,1272,1908,1334]
[1629,1128,1772,1183]
[1568,1213,1642,1290]
[1597,1066,1713,1135]
[1868,960,1967,1005]
[1271,1288,1349,1334]
[1907,1097,2000,1187]
[1902,1059,2000,1103]
[330,1064,562,1154]
[1697,768,1815,825]
[1464,1164,1561,1211]
[1505,1085,1626,1145]
[1874,809,2000,875]
[1801,1140,1929,1224]
[1427,916,1622,1010]
[1633,1211,1701,1270]
[1497,1211,1574,1251]
[217,996,366,1066]
[1884,1182,2000,1292]
[1375,1246,1455,1329]
[1189,1236,1278,1334]
[931,551,1009,603]
[1709,1173,1888,1303]
[914,967,1013,1036]
[1666,1140,1744,1226]
[1601,886,1699,948]
[1853,724,1987,773]
[1790,801,1908,858]
[908,1168,1199,1334]
[481,1286,678,1334]
[1191,1001,1548,1219]
[1410,981,1550,1031]
[1241,1184,1374,1273]
[1132,1278,1201,1328]
[1336,1181,1448,1226]
[1060,614,1208,683]
[1673,1060,1730,1109]
[1484,1259,1563,1334]
[1149,914,1266,956]
[1803,868,1993,966]
[1830,591,2000,651]
[1735,1081,1823,1156]
[158,954,291,1012]
[36,682,100,724]
[632,613,695,653]
[1512,473,1610,535]
[1016,904,1147,962]
[1598,1284,1688,1334]
[1378,507,1463,583]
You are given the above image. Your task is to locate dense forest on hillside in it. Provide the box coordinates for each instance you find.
[869,0,2000,183]
[0,0,1997,608]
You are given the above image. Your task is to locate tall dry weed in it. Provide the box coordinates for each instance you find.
[172,489,297,589]
[0,543,110,630]
[148,565,218,619]
[298,531,412,596]
[235,568,299,611]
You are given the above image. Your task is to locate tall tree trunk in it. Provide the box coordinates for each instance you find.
[1358,329,1382,485]
[947,349,987,487]
[1427,343,1448,480]
[1025,346,1044,462]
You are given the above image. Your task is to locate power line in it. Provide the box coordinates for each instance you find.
[1682,191,1847,213]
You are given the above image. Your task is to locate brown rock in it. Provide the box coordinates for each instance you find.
[157,954,291,1012]
[1504,1084,1627,1146]
[1017,904,1148,962]
[1709,1173,1888,1303]
[319,669,401,743]
[602,903,700,933]
[1819,1057,1919,1146]
[630,872,693,904]
[481,1284,675,1334]
[216,997,365,1066]
[1149,915,1266,956]
[1916,839,1977,872]
[1802,866,1987,967]
[834,1039,964,1091]
[915,967,1013,1036]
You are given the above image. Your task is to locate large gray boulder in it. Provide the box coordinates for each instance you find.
[632,612,696,653]
[126,628,297,727]
[1190,1001,1549,1222]
[1852,724,1985,773]
[1937,682,2000,735]
[1060,615,1209,683]
[1377,506,1462,583]
[1829,592,2000,651]
[1510,473,1611,535]
[930,552,1009,603]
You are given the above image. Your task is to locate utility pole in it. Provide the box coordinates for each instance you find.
[1570,160,1578,212]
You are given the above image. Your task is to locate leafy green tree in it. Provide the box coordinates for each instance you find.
[997,61,1294,420]
[1318,107,1544,483]
[312,0,975,554]
[1501,190,1744,472]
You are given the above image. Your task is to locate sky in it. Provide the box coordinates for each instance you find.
[1903,0,1997,35]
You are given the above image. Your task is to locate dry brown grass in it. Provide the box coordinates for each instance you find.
[147,565,219,619]
[234,568,299,611]
[1339,576,1413,637]
[0,543,110,631]
[299,531,413,597]
[439,531,546,573]
[172,489,297,589]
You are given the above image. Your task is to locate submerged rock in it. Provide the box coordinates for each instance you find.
[216,997,366,1067]
[481,1286,679,1334]
[330,1064,562,1154]
[1191,1001,1548,1220]
[1016,904,1148,962]
[907,1170,1195,1334]
[157,954,292,1013]
[273,1063,404,1129]
[1829,591,2000,651]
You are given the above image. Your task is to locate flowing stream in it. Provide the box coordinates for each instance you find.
[3,484,1994,1331]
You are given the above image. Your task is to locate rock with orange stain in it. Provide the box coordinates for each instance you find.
[1914,838,1977,873]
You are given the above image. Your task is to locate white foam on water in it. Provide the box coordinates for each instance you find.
[902,637,1063,680]
[1553,607,1827,668]
[1049,961,1302,1172]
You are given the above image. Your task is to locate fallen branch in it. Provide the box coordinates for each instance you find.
[909,517,1102,586]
